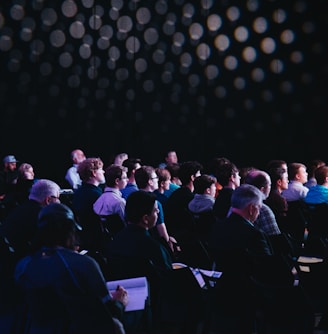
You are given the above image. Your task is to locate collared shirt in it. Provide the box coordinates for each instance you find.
[281,180,309,202]
[65,164,82,190]
[93,187,126,222]
[253,203,281,236]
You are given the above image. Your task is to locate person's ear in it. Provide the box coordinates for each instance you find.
[141,214,149,227]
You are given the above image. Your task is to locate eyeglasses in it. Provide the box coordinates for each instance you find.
[151,176,159,180]
[50,195,60,200]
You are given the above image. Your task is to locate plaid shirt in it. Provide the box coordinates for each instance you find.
[253,203,281,236]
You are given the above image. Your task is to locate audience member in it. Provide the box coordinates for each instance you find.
[207,156,231,197]
[153,167,171,206]
[304,159,326,189]
[163,162,181,197]
[0,179,61,260]
[105,190,172,273]
[13,162,36,206]
[135,165,178,254]
[0,179,62,332]
[266,159,288,173]
[113,152,129,166]
[244,169,281,236]
[304,165,328,204]
[164,160,203,232]
[208,184,273,333]
[187,174,217,248]
[65,149,86,190]
[14,203,128,334]
[265,167,289,229]
[93,164,128,240]
[209,183,312,333]
[104,191,173,312]
[213,161,240,219]
[188,174,217,214]
[93,164,128,222]
[120,158,142,200]
[239,166,257,184]
[281,162,309,201]
[0,155,19,218]
[158,150,178,168]
[71,157,105,252]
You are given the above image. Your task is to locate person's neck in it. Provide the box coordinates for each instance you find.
[231,208,252,222]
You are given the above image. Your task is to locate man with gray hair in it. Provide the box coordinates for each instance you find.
[208,184,273,333]
[0,179,62,331]
[0,179,61,259]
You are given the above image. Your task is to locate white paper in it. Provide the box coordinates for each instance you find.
[106,276,148,312]
[297,256,323,264]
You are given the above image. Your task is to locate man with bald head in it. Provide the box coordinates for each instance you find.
[244,169,281,236]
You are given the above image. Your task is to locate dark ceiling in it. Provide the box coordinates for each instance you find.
[0,0,327,185]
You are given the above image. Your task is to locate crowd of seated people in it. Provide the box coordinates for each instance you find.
[1,150,328,333]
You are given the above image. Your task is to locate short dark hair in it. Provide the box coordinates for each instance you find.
[135,165,154,189]
[315,165,328,185]
[215,161,239,186]
[193,174,216,194]
[105,164,127,187]
[178,161,203,185]
[122,158,142,177]
[125,191,156,224]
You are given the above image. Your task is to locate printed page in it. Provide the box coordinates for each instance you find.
[106,276,148,312]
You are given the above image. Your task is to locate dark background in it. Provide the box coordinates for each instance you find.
[0,0,327,187]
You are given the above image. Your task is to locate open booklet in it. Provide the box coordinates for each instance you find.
[106,276,149,312]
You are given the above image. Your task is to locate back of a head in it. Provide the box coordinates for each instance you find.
[122,158,142,177]
[77,157,103,182]
[288,162,306,180]
[215,161,239,186]
[307,159,326,178]
[165,162,180,178]
[114,152,129,166]
[231,184,264,210]
[193,174,216,194]
[268,167,286,189]
[35,203,80,248]
[209,157,231,176]
[105,164,127,187]
[125,191,156,224]
[71,149,86,164]
[29,179,60,202]
[266,159,287,172]
[244,170,269,190]
[315,165,328,185]
[178,161,203,185]
[135,165,154,189]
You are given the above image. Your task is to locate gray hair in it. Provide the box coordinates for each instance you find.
[29,179,61,202]
[231,184,264,210]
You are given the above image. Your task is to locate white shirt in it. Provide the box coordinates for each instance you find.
[93,187,126,222]
[65,164,82,190]
[281,180,309,202]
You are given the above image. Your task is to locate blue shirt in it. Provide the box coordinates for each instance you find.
[304,185,328,204]
[120,182,138,200]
